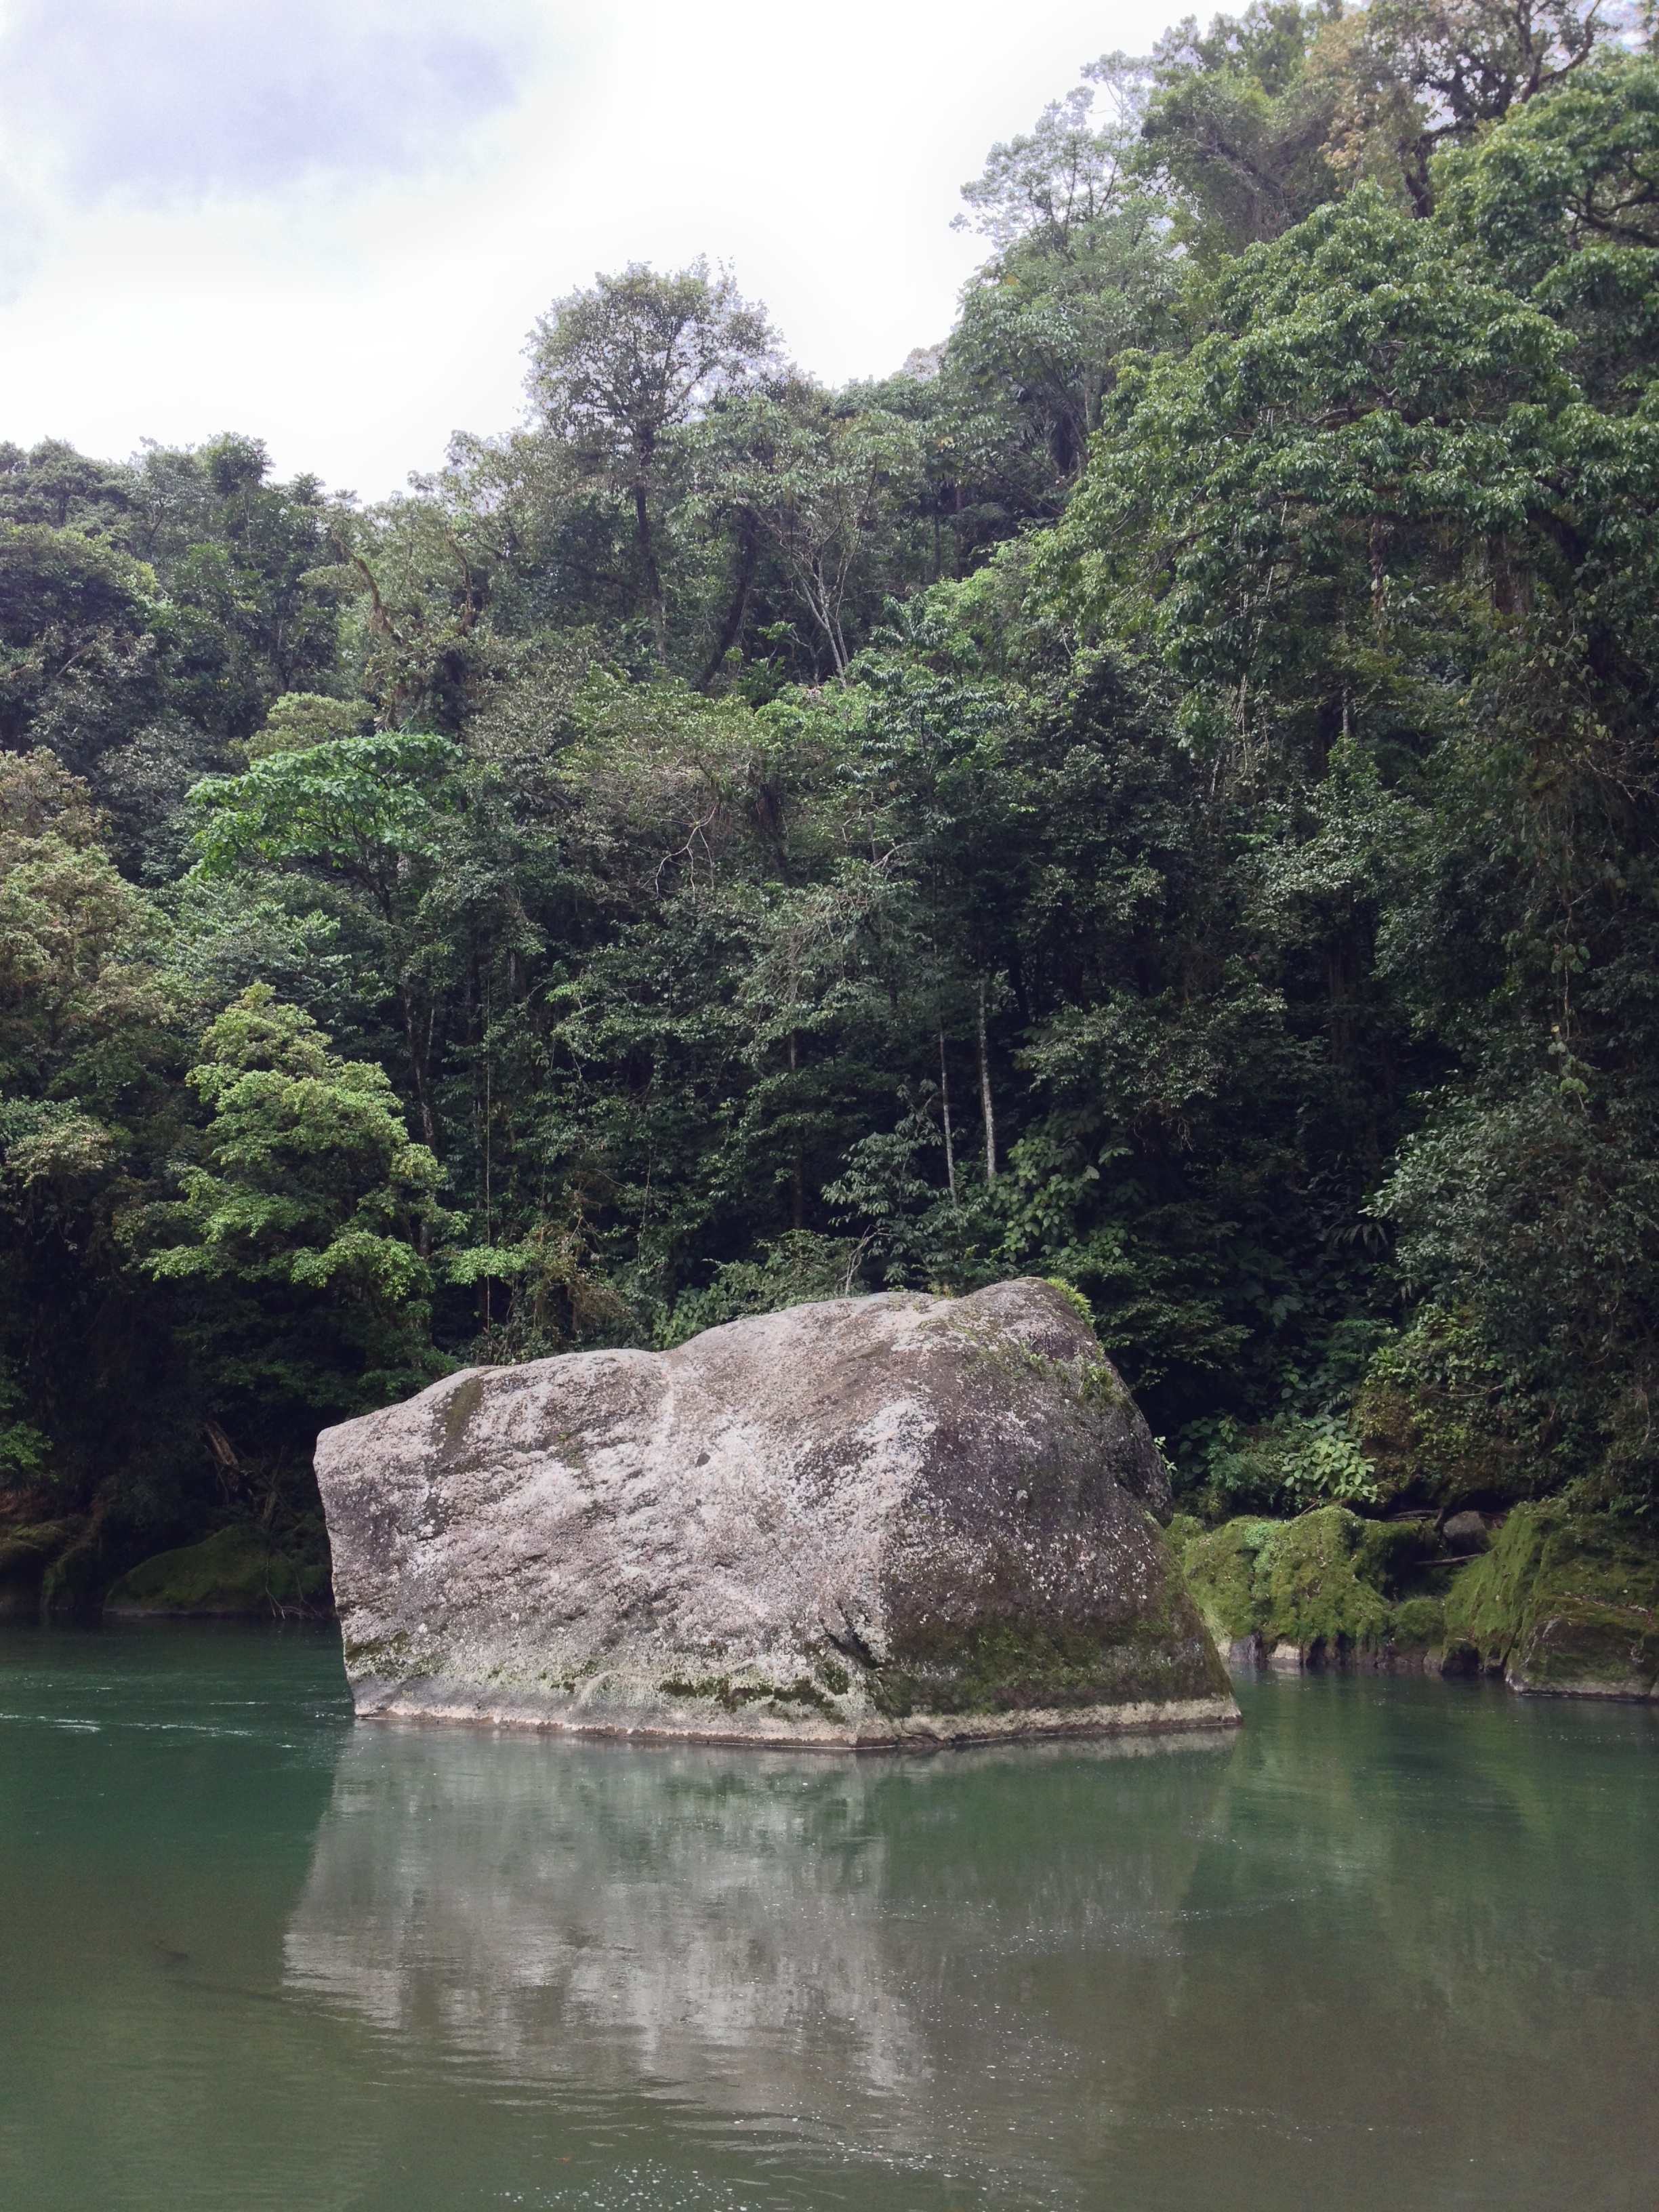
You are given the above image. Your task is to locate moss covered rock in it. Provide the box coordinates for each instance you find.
[1174,1516,1282,1648]
[1176,1508,1452,1669]
[0,1519,83,1619]
[1173,1500,1659,1696]
[103,1525,330,1618]
[1179,1508,1395,1666]
[316,1280,1236,1745]
[1443,1504,1659,1698]
[1255,1509,1393,1660]
[1390,1595,1448,1652]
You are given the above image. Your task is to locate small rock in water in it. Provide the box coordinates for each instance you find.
[314,1278,1238,1746]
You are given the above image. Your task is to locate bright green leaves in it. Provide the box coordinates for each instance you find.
[1437,54,1659,411]
[1045,181,1659,783]
[184,732,464,1144]
[1437,54,1659,281]
[187,729,461,909]
[0,748,172,1113]
[138,987,453,1415]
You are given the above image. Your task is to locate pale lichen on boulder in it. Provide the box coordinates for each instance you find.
[314,1278,1237,1746]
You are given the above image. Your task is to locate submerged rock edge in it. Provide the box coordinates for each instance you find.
[348,1683,1242,1748]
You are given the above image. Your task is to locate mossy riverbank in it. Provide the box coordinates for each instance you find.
[0,1518,330,1620]
[1174,1503,1659,1698]
[5,1490,1653,1707]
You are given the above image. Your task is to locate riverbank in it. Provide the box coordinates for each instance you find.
[1175,1501,1659,1698]
[6,1492,1656,1705]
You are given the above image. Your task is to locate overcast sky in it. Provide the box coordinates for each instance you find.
[0,0,1175,499]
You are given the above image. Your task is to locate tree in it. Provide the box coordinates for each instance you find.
[527,262,777,665]
[956,64,1151,254]
[699,390,925,678]
[1318,0,1610,213]
[12,0,1659,1570]
[331,491,497,733]
[950,66,1180,482]
[186,730,462,1143]
[1046,184,1585,770]
[138,987,451,1421]
[0,439,131,534]
[1435,51,1659,407]
[1137,1,1345,257]
[123,434,348,741]
[0,524,163,762]
[0,751,185,1515]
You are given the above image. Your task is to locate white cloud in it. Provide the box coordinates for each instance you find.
[0,0,1176,497]
[0,0,548,201]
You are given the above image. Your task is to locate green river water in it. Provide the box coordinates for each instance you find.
[0,1623,1654,2211]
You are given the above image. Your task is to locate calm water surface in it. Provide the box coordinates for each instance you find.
[0,1624,1654,2211]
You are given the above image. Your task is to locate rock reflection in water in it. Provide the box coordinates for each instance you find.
[284,1721,1237,2165]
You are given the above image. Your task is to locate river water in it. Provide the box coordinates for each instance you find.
[0,1624,1654,2212]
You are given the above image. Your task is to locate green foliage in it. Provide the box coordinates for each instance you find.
[1182,1410,1379,1517]
[952,66,1180,484]
[1043,1277,1100,1336]
[655,1231,869,1347]
[134,987,453,1417]
[0,1364,51,1484]
[188,730,460,894]
[243,692,375,760]
[1139,1,1345,257]
[1353,1305,1538,1507]
[4,12,1659,1581]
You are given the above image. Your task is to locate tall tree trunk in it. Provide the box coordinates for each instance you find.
[977,979,997,1183]
[399,978,436,1149]
[939,1023,957,1204]
[789,1029,804,1231]
[634,481,668,666]
[482,1006,493,1332]
[696,518,758,691]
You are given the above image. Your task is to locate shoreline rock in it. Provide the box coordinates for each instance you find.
[1174,1502,1659,1699]
[103,1525,331,1618]
[314,1279,1239,1748]
[1442,1502,1659,1698]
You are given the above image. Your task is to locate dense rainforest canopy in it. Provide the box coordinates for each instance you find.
[5,0,1658,1601]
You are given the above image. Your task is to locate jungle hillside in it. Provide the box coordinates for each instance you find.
[5,0,1659,1609]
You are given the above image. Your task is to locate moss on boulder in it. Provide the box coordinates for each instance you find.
[103,1525,330,1618]
[1443,1504,1659,1698]
[1174,1516,1282,1646]
[1390,1595,1447,1652]
[1174,1499,1659,1696]
[1254,1508,1393,1659]
[317,1281,1235,1744]
[1176,1507,1441,1668]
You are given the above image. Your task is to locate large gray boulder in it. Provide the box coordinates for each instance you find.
[314,1278,1237,1746]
